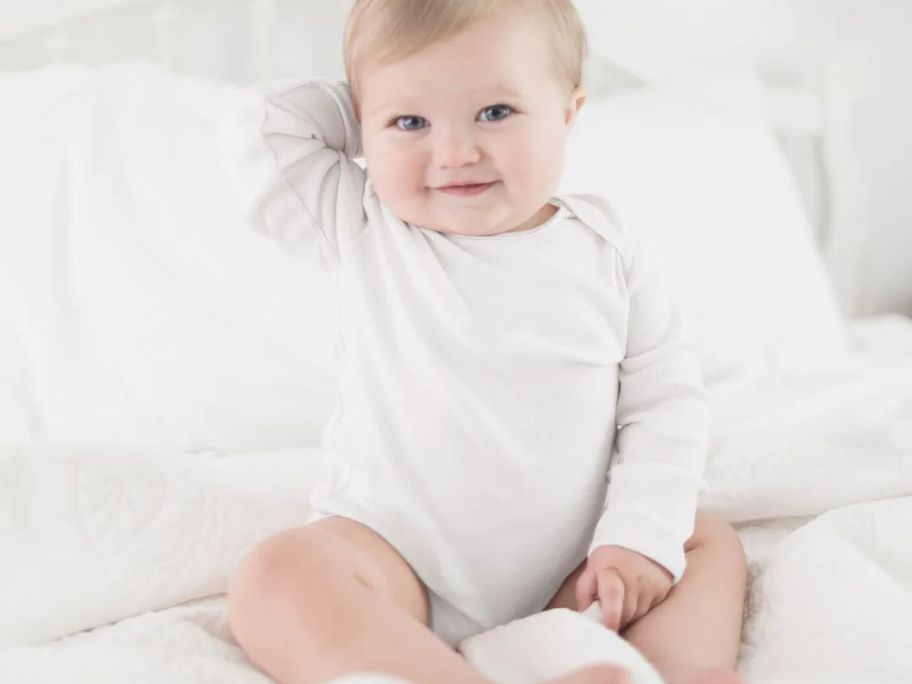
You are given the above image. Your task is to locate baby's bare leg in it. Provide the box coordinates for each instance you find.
[620,511,748,684]
[228,516,634,684]
[226,517,492,684]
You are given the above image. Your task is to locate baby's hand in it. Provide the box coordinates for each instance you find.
[575,545,673,632]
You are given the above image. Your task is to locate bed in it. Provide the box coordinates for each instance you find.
[1,2,910,683]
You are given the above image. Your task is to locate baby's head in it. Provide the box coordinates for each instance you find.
[344,0,588,237]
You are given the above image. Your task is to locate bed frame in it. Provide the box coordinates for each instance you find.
[0,0,870,315]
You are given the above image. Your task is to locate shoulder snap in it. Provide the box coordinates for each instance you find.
[556,193,634,264]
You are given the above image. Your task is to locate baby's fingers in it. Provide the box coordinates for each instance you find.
[596,568,625,632]
[620,580,639,629]
[575,566,598,613]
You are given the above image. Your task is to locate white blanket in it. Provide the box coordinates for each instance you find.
[1,315,911,683]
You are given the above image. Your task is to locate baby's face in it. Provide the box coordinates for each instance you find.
[356,10,586,237]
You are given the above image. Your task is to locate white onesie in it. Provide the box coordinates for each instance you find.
[218,79,711,647]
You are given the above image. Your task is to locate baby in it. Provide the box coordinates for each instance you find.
[220,1,747,683]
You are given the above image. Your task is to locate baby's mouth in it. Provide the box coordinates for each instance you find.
[435,181,498,197]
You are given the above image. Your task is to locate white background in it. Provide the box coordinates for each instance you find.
[1,0,910,316]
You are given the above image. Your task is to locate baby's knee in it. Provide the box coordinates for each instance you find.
[226,527,344,646]
[692,511,747,571]
[230,527,329,596]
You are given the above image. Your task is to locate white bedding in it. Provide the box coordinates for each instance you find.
[1,315,910,683]
[1,61,910,683]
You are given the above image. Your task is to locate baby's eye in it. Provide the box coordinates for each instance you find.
[391,105,513,130]
[394,115,428,131]
[478,104,513,122]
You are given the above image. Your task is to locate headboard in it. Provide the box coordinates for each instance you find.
[0,0,870,314]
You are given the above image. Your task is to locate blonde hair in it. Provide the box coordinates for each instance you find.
[344,0,588,112]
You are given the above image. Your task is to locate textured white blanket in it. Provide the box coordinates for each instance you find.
[1,317,910,682]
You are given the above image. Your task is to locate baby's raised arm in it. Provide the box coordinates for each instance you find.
[217,79,368,270]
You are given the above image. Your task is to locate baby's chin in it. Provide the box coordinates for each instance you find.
[387,199,516,237]
[416,215,510,238]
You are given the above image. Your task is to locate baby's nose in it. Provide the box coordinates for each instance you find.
[432,130,482,168]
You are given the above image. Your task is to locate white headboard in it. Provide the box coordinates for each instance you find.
[0,0,869,313]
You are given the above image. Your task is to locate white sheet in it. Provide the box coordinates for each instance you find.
[702,313,912,524]
[1,315,911,682]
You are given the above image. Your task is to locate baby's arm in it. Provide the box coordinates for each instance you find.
[588,224,711,586]
[216,78,368,270]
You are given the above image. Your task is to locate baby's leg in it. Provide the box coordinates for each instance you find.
[619,510,748,684]
[547,510,746,683]
[226,515,491,684]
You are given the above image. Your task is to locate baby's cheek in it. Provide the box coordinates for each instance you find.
[500,147,536,190]
[366,150,416,203]
[512,150,559,201]
[509,131,560,182]
[532,138,567,191]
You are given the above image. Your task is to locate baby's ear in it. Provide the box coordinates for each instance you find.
[564,86,587,128]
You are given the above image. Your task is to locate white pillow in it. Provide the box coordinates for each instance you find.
[559,71,852,384]
[0,60,339,450]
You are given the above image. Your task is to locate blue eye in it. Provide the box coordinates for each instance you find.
[390,104,513,131]
[394,115,427,131]
[479,104,513,122]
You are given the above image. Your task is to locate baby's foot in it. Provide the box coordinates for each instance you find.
[662,667,745,684]
[543,663,632,683]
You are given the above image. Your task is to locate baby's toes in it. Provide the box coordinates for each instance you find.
[544,662,632,684]
[664,668,745,684]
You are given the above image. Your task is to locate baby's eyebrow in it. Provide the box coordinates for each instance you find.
[467,85,525,99]
[368,86,525,118]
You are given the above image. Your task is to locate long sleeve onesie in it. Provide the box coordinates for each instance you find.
[217,79,711,634]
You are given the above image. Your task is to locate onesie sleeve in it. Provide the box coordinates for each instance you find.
[586,224,711,586]
[216,78,368,271]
